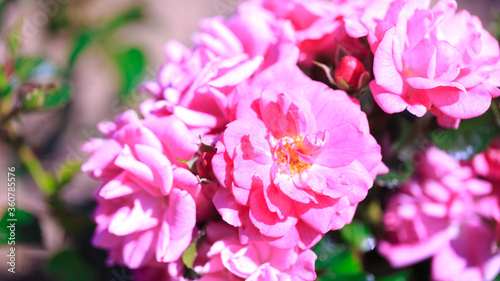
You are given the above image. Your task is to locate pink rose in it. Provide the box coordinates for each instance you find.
[369,0,500,128]
[139,40,260,136]
[82,111,206,268]
[140,7,298,135]
[379,147,500,281]
[193,221,317,281]
[212,63,387,249]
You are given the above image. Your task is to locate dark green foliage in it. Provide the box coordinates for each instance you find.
[0,209,43,246]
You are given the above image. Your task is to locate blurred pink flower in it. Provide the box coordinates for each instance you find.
[473,139,500,181]
[82,111,205,268]
[212,63,387,249]
[369,0,500,128]
[193,221,317,281]
[379,147,500,281]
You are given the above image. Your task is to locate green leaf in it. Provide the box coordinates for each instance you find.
[314,236,363,275]
[317,273,375,281]
[46,249,97,281]
[430,109,500,160]
[182,240,197,269]
[53,159,82,187]
[67,6,144,68]
[0,67,10,97]
[111,47,146,99]
[42,83,71,109]
[7,20,23,56]
[0,209,43,245]
[68,33,93,68]
[375,161,413,189]
[378,271,409,281]
[102,6,144,34]
[340,220,375,252]
[15,57,44,81]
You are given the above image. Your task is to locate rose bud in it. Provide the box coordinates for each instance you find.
[197,150,216,180]
[334,55,367,90]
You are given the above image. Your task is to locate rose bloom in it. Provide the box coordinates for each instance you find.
[82,111,205,268]
[379,147,500,281]
[140,0,381,134]
[140,6,299,135]
[212,63,387,250]
[246,0,369,66]
[193,221,317,281]
[369,0,500,128]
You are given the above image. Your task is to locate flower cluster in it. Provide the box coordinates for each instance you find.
[379,147,500,280]
[82,0,500,280]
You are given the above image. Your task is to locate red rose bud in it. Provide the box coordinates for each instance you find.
[334,55,366,89]
[197,150,216,180]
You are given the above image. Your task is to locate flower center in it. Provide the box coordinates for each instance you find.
[274,136,312,175]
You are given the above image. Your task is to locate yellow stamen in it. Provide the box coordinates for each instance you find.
[275,136,312,175]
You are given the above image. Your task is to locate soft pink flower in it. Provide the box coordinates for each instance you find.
[379,147,500,281]
[82,111,206,268]
[193,221,317,281]
[212,63,387,249]
[369,0,500,128]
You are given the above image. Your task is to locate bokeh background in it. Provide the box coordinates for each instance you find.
[0,0,499,280]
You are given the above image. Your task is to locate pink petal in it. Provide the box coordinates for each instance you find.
[427,84,491,118]
[98,172,140,199]
[143,116,199,163]
[134,144,173,195]
[157,189,196,262]
[315,123,367,168]
[108,193,160,236]
[122,230,156,269]
[248,189,298,238]
[373,27,404,95]
[213,188,244,227]
[370,81,408,114]
[294,195,349,233]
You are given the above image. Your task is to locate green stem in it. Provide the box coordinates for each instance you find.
[17,144,58,196]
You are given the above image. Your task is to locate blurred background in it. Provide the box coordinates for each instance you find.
[0,0,499,280]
